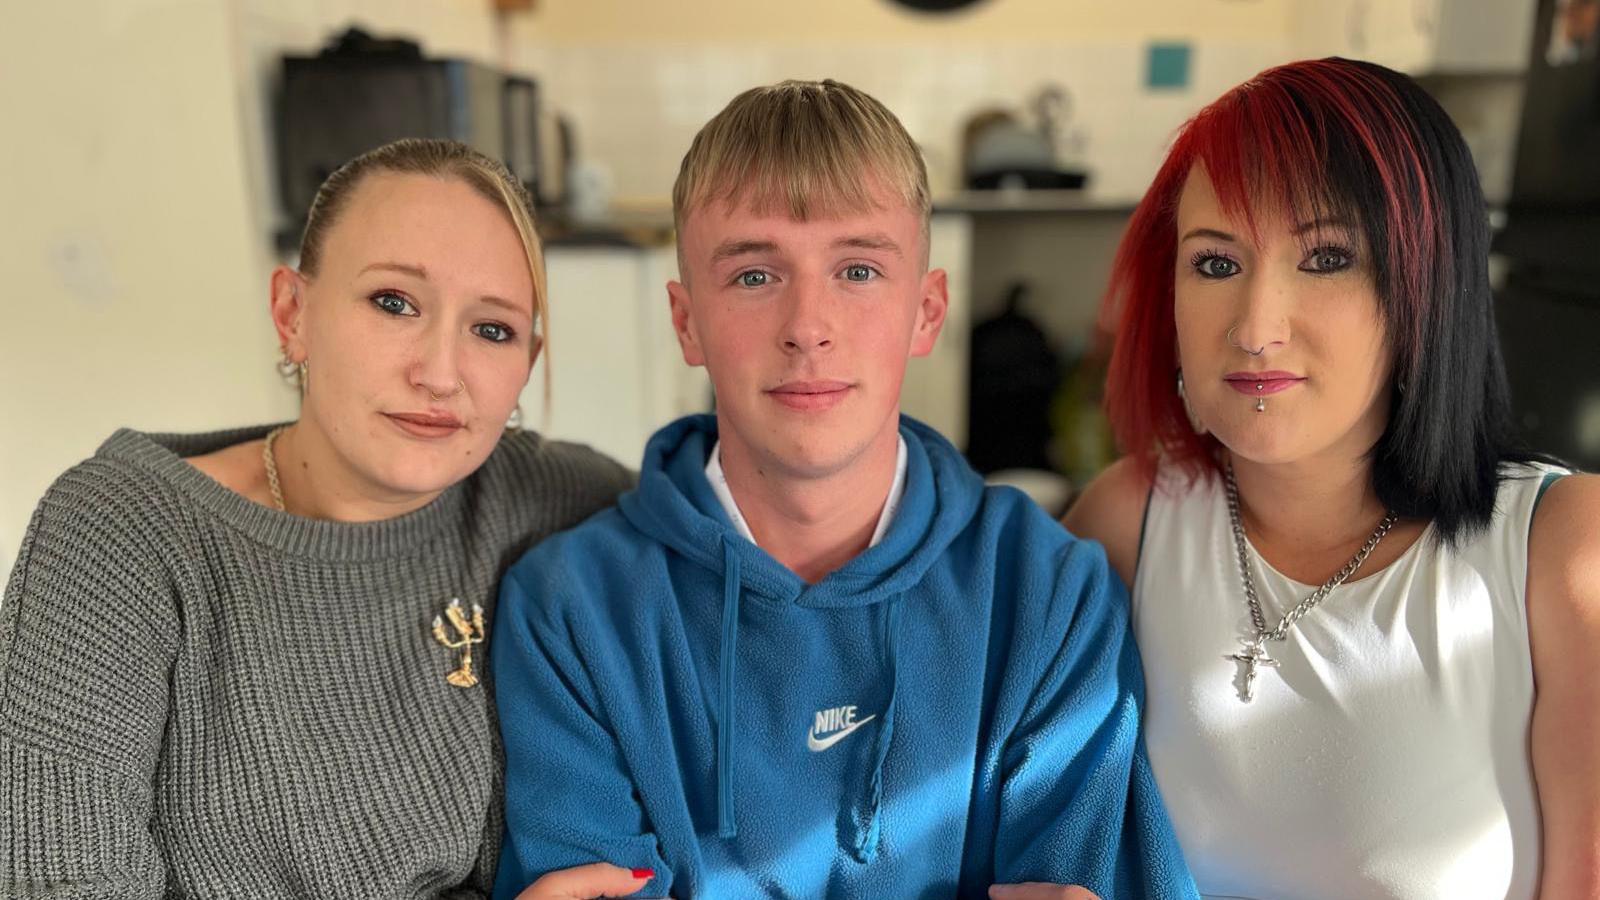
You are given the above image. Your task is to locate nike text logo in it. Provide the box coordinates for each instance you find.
[807,705,876,752]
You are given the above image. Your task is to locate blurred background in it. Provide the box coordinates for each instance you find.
[3,0,1598,580]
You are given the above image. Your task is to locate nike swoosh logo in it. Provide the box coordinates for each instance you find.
[806,714,876,752]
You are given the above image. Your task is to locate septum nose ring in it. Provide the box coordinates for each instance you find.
[428,380,465,402]
[1227,326,1265,357]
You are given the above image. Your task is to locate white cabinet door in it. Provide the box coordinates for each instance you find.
[523,245,708,468]
[1428,0,1536,71]
[1368,0,1440,73]
[1292,0,1369,62]
[1293,0,1535,74]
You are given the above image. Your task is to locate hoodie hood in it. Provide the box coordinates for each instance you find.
[617,413,984,859]
[619,414,982,608]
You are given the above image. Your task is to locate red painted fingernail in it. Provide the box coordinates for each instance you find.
[631,868,655,879]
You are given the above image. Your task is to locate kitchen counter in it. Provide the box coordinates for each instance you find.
[935,190,1137,215]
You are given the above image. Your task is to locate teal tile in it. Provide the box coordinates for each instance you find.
[1147,42,1191,90]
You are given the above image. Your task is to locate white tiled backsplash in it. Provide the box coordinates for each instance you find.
[511,39,1292,205]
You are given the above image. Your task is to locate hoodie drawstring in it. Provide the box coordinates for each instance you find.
[855,595,902,862]
[713,526,904,857]
[717,535,742,839]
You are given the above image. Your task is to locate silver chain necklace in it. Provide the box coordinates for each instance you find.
[1223,463,1397,702]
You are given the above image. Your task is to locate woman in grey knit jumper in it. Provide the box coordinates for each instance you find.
[0,140,634,898]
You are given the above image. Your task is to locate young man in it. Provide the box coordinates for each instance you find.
[492,80,1195,900]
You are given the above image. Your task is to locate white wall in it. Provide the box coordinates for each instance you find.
[507,0,1296,205]
[2,0,276,583]
[0,0,507,583]
[2,0,1304,581]
[518,0,1294,42]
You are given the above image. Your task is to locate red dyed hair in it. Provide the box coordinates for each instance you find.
[1103,57,1452,486]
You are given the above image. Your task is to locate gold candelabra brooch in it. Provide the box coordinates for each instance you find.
[432,598,487,688]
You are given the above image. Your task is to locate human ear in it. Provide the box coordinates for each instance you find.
[909,268,949,358]
[269,265,309,361]
[667,279,707,367]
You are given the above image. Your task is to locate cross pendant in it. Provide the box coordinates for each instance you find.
[1225,637,1280,702]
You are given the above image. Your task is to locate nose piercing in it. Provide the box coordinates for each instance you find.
[1228,325,1265,357]
[428,380,465,402]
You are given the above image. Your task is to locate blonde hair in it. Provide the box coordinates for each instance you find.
[298,139,550,383]
[672,79,931,265]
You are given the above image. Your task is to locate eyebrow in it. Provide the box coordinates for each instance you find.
[359,261,429,279]
[478,293,531,318]
[359,261,530,318]
[709,240,779,265]
[833,233,903,257]
[1291,217,1356,236]
[1179,219,1357,245]
[1179,227,1238,243]
[708,232,906,265]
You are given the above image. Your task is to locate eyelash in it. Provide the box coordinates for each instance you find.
[369,291,517,344]
[473,322,516,343]
[732,269,773,288]
[1190,250,1240,279]
[371,290,419,317]
[841,264,881,283]
[1300,245,1357,274]
[1187,246,1358,279]
[729,264,883,289]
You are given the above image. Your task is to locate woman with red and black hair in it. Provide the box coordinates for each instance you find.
[1065,58,1599,898]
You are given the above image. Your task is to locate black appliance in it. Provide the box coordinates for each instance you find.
[275,28,547,249]
[1494,0,1600,470]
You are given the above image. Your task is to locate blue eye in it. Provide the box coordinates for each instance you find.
[737,271,770,288]
[1191,252,1240,279]
[843,265,876,283]
[474,322,514,343]
[1301,247,1355,274]
[371,291,418,316]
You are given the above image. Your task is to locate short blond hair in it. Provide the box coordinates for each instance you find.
[672,80,930,263]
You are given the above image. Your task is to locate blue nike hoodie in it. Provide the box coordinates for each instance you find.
[492,415,1195,899]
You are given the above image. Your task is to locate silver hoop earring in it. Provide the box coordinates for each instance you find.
[1227,325,1265,357]
[277,349,308,393]
[506,404,524,431]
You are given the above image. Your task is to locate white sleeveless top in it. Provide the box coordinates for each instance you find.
[1133,463,1561,900]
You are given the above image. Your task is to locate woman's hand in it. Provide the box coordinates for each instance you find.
[513,862,655,900]
[988,883,1100,900]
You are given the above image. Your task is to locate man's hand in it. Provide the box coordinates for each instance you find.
[988,884,1100,900]
[513,862,655,900]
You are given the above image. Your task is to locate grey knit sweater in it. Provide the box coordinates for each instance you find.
[0,425,633,898]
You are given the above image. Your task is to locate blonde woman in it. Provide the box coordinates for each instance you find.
[0,139,631,898]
